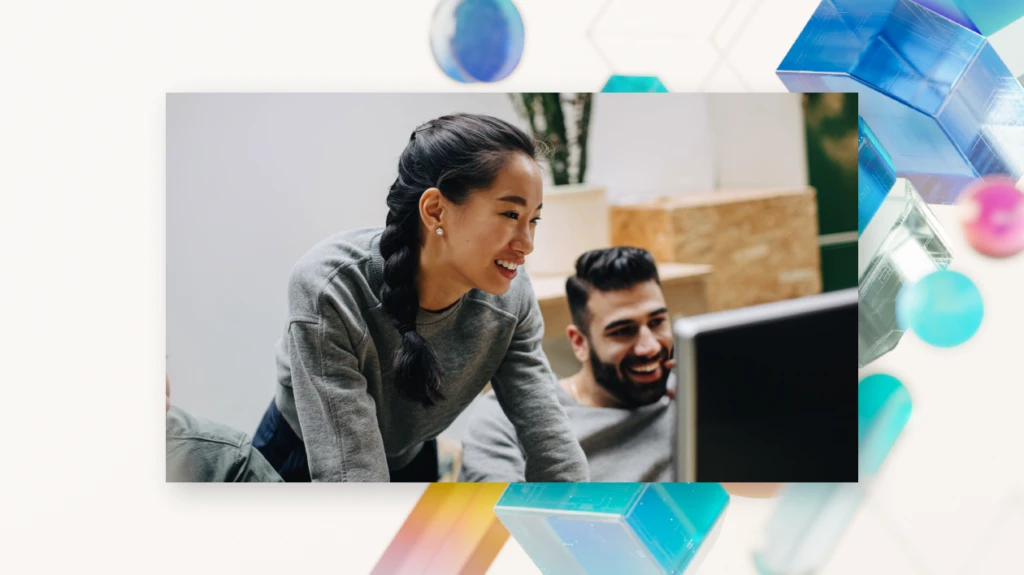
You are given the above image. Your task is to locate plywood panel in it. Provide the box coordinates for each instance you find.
[611,188,821,311]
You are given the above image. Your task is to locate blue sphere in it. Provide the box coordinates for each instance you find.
[430,0,525,83]
[895,270,984,348]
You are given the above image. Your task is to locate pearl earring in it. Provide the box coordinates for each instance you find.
[436,227,444,236]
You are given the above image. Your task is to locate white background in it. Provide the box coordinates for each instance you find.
[3,0,1023,574]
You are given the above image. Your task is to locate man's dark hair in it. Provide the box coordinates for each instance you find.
[565,246,661,334]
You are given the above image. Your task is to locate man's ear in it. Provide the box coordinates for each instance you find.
[419,187,445,232]
[567,324,589,364]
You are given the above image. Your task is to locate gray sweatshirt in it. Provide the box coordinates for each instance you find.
[166,406,283,483]
[274,227,589,482]
[459,379,674,482]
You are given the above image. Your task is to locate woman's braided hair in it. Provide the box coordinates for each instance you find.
[378,113,539,406]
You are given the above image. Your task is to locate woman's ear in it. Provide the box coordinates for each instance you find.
[419,187,444,232]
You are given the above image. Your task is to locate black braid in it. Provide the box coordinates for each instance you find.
[378,113,540,406]
[379,198,446,404]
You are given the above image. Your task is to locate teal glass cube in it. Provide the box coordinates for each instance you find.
[753,374,913,575]
[858,178,952,368]
[601,75,669,93]
[495,483,729,575]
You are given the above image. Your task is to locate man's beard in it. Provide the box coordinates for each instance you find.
[589,346,672,408]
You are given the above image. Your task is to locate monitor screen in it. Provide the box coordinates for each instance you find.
[684,294,858,482]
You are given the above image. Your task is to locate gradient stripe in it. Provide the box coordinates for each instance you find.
[373,483,510,575]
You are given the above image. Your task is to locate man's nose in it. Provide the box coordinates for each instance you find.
[634,326,661,357]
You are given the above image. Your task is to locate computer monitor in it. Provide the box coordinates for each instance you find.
[673,288,858,483]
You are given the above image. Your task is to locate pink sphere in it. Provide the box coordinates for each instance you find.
[959,177,1024,258]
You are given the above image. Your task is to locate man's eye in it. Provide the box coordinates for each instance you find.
[650,317,666,328]
[611,328,637,338]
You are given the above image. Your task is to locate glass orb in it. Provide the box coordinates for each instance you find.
[959,176,1024,258]
[896,270,983,348]
[430,0,525,83]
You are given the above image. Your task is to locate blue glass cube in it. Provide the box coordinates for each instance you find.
[601,75,669,93]
[859,117,898,235]
[494,483,729,575]
[753,374,913,575]
[779,0,1024,204]
[859,177,953,367]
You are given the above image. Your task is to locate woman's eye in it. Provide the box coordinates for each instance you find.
[531,217,542,224]
[503,212,519,220]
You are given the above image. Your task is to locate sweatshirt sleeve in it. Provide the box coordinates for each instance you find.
[458,391,527,482]
[286,265,390,482]
[488,271,589,482]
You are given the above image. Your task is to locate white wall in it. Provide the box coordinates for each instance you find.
[709,93,808,189]
[167,93,806,437]
[588,93,716,202]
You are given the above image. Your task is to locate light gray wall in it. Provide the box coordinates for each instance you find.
[166,93,804,438]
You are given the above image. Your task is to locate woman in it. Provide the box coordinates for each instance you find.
[252,113,589,482]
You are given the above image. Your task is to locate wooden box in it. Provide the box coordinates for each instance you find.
[610,187,822,312]
[525,183,610,276]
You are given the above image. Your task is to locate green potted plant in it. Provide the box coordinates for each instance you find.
[510,93,609,276]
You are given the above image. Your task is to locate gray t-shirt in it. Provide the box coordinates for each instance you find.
[459,379,674,482]
[274,227,588,482]
[166,406,283,482]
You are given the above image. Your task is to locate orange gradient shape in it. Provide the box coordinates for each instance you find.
[373,483,510,575]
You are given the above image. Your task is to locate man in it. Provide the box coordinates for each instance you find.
[166,374,283,482]
[460,246,678,482]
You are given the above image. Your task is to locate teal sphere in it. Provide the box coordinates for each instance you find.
[896,270,983,348]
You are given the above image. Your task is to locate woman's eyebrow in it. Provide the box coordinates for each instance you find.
[497,195,542,210]
[497,195,526,206]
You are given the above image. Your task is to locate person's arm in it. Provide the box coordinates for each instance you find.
[459,391,527,482]
[489,271,589,482]
[286,270,390,482]
[235,444,285,482]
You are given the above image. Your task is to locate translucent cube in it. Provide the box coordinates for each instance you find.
[494,483,729,575]
[779,0,1024,204]
[858,178,953,368]
[911,0,980,33]
[914,0,1024,36]
[753,374,913,575]
[858,117,897,235]
[601,75,669,93]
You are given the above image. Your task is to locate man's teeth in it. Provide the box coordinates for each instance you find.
[496,260,519,271]
[630,362,660,374]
